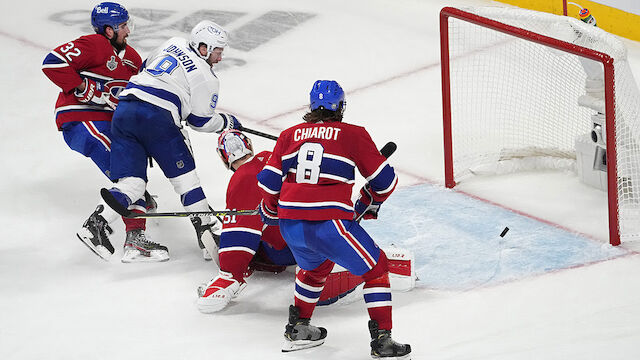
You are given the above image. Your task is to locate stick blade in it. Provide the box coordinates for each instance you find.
[380,141,397,158]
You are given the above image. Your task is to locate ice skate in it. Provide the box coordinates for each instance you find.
[121,229,169,263]
[76,205,115,261]
[282,305,327,352]
[197,271,246,313]
[368,320,411,360]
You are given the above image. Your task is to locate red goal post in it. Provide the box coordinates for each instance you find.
[440,6,640,246]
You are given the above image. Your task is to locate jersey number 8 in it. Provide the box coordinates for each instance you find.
[296,143,324,184]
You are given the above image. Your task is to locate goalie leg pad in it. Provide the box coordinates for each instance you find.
[197,271,246,313]
[317,264,364,306]
[384,246,417,292]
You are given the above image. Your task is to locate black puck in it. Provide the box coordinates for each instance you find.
[500,227,509,238]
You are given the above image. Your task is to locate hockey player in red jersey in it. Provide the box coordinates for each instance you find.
[197,130,297,313]
[197,130,364,313]
[41,2,167,262]
[257,80,411,359]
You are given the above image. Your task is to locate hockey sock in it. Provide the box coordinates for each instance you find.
[123,214,146,232]
[362,250,392,330]
[123,198,147,232]
[294,260,334,319]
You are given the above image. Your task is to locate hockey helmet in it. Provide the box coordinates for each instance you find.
[190,20,228,60]
[91,2,130,35]
[309,80,346,114]
[217,130,253,170]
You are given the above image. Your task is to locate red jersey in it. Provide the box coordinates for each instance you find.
[42,34,142,129]
[257,121,398,220]
[221,151,287,251]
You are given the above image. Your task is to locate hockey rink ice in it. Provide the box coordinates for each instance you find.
[2,0,640,359]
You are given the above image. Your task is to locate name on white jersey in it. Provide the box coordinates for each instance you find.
[294,127,342,142]
[163,45,197,73]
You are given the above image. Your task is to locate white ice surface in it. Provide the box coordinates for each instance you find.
[2,0,640,359]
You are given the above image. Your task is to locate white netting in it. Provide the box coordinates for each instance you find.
[446,7,640,241]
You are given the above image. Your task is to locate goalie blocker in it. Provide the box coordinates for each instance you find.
[317,246,416,306]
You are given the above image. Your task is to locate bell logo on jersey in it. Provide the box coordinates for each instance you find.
[106,56,118,71]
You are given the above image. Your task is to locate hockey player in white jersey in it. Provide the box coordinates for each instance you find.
[77,20,242,261]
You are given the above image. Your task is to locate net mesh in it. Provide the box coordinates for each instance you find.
[446,7,640,241]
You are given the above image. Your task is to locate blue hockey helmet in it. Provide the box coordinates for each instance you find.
[309,80,346,113]
[91,2,130,35]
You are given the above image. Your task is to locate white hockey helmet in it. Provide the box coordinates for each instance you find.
[189,20,228,60]
[217,130,253,170]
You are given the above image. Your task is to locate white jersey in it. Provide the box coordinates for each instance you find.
[120,37,225,132]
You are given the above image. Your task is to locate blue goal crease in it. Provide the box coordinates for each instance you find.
[360,183,628,291]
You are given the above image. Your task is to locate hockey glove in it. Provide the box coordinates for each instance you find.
[218,113,243,133]
[74,78,104,105]
[258,200,279,226]
[103,80,129,110]
[354,184,382,222]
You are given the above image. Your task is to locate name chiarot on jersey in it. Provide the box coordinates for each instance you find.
[293,126,342,142]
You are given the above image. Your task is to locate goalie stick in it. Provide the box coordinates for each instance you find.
[110,142,397,219]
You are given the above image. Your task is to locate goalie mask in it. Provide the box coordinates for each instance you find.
[217,130,253,170]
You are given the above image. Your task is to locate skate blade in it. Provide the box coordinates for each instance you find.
[372,353,411,360]
[76,232,112,261]
[281,338,325,352]
[121,250,169,263]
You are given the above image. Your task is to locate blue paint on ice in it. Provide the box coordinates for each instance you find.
[362,183,627,290]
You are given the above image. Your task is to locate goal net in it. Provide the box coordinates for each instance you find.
[440,6,640,245]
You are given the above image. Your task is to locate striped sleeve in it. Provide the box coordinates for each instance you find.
[42,50,83,93]
[257,141,285,211]
[354,128,398,202]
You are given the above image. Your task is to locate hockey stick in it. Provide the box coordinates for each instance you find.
[126,209,258,219]
[100,188,258,219]
[379,141,397,158]
[241,126,278,140]
[354,141,397,222]
[117,142,397,219]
